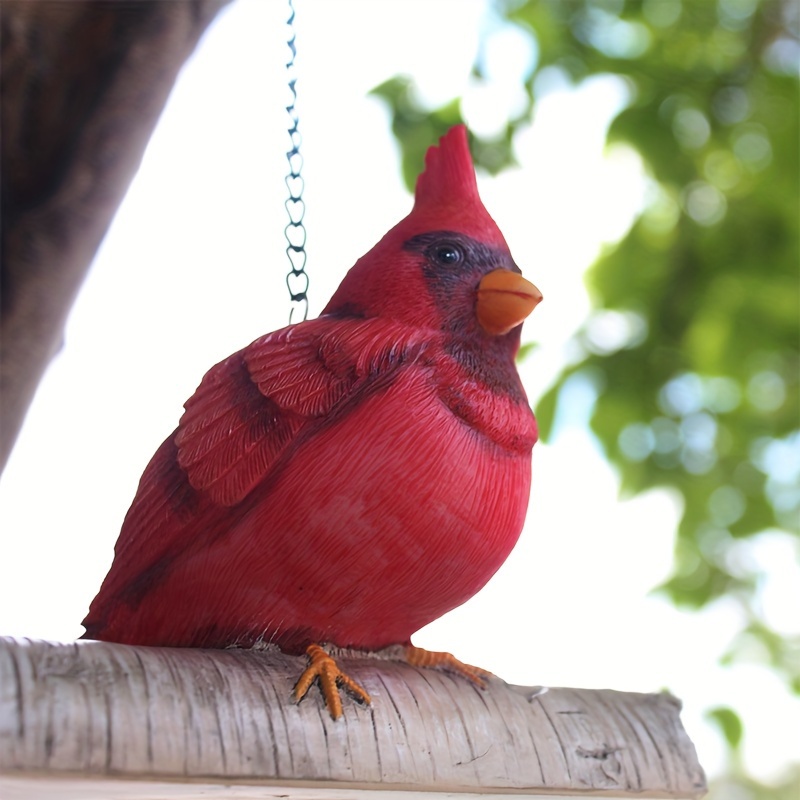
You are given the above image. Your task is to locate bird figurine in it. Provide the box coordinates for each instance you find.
[83,125,542,719]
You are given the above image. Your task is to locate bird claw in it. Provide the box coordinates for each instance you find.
[293,644,372,719]
[404,644,492,688]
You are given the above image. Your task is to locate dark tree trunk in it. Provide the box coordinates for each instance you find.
[0,0,233,473]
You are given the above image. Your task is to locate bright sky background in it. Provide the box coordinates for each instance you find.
[1,0,797,785]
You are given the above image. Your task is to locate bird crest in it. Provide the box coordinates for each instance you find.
[413,125,481,212]
[407,125,506,246]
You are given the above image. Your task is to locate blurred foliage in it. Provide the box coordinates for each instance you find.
[704,705,800,799]
[371,76,519,187]
[707,705,744,751]
[375,0,798,793]
[707,764,800,800]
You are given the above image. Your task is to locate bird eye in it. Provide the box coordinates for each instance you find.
[433,244,463,265]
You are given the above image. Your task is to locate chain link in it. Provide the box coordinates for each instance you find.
[285,0,309,323]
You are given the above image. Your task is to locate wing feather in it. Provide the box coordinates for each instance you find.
[175,351,301,505]
[174,317,430,507]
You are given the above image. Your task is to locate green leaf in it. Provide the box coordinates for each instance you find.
[706,706,744,751]
[516,341,539,362]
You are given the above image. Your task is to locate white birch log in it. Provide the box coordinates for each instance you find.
[0,637,706,797]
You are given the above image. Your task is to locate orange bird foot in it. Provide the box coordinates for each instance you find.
[404,645,492,688]
[293,644,372,720]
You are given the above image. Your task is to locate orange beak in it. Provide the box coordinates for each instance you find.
[476,269,542,335]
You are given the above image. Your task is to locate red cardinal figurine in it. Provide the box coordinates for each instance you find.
[83,125,542,718]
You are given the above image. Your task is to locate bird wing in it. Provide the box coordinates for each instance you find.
[174,315,429,506]
[83,315,431,635]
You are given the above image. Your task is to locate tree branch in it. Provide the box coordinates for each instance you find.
[0,637,706,797]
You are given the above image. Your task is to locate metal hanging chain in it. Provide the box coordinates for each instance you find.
[284,0,309,323]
